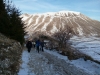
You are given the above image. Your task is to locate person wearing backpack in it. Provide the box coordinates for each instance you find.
[26,40,32,53]
[35,39,40,53]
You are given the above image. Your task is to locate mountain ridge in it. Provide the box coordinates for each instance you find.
[21,11,100,37]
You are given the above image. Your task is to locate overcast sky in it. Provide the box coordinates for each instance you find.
[13,0,100,21]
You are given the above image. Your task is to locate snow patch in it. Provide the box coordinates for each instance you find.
[18,50,31,75]
[70,36,100,62]
[30,10,81,17]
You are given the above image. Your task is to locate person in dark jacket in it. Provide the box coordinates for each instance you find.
[26,40,32,53]
[40,40,44,52]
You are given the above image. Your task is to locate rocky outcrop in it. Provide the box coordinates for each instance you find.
[0,33,22,75]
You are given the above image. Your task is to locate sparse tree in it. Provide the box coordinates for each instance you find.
[53,25,73,48]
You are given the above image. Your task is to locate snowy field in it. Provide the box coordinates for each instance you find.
[70,36,100,62]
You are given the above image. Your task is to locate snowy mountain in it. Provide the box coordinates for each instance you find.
[21,11,100,36]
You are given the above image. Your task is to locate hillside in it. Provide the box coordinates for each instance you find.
[21,11,100,37]
[0,33,22,74]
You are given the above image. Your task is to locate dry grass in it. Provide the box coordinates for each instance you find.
[58,45,100,64]
[0,33,23,75]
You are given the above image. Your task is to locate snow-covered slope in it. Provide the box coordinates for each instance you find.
[21,11,100,36]
[70,36,100,62]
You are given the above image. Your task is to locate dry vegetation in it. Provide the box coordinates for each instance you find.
[44,39,100,64]
[36,26,100,64]
[0,33,23,75]
[59,46,100,64]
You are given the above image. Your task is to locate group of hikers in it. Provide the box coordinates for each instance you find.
[26,39,44,53]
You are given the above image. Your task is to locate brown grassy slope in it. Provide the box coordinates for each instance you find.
[0,33,22,75]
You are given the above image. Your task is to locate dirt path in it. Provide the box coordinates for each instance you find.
[27,48,91,75]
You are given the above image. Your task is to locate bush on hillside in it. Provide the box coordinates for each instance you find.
[53,25,73,48]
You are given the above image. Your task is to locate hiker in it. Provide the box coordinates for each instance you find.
[35,39,40,53]
[26,40,32,53]
[40,40,44,52]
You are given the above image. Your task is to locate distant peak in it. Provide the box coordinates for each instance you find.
[31,10,81,16]
[22,10,81,17]
[58,10,81,15]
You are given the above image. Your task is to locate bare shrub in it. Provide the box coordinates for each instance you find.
[53,25,73,48]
